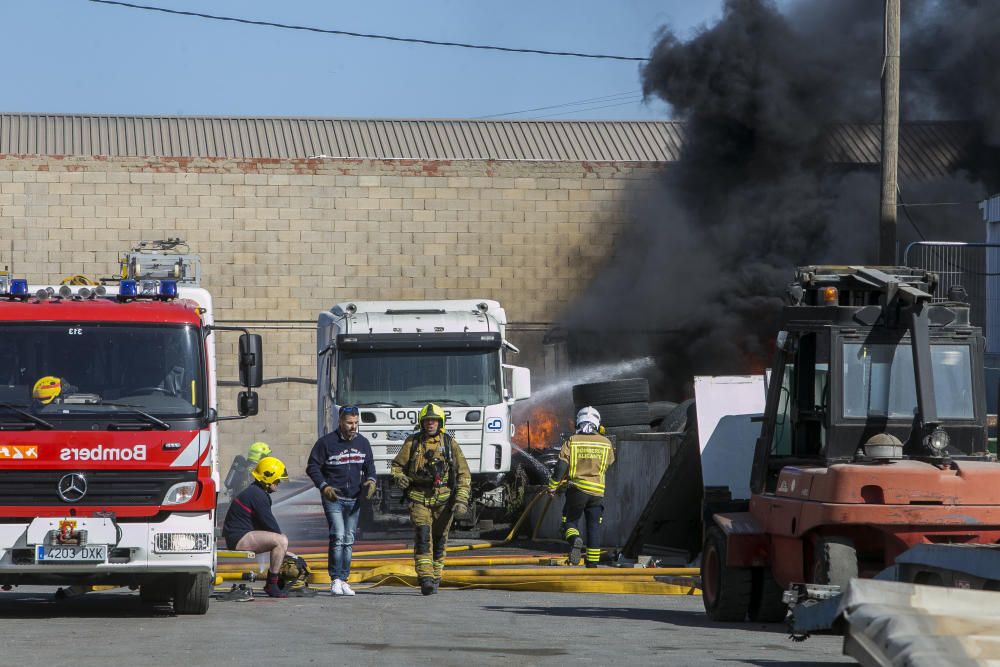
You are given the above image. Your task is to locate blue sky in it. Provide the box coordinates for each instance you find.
[8,0,725,119]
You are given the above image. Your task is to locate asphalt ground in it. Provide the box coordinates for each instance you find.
[0,585,854,666]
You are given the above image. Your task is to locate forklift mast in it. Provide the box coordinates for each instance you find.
[750,265,987,494]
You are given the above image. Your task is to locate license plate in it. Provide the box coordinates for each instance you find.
[36,544,107,563]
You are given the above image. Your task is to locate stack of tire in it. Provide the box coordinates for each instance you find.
[572,378,651,442]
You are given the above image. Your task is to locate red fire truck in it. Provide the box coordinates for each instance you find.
[0,275,262,614]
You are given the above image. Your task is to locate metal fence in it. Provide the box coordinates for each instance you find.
[903,241,1000,353]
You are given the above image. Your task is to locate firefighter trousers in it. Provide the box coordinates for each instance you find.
[409,501,455,580]
[561,487,604,564]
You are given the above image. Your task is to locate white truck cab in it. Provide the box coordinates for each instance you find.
[317,300,530,520]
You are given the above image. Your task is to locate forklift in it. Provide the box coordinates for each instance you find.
[701,266,1000,622]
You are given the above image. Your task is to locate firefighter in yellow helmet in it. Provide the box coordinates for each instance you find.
[32,376,63,405]
[391,403,471,595]
[222,456,292,598]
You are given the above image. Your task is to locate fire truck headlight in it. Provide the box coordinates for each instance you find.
[924,427,950,454]
[154,532,212,553]
[163,481,198,506]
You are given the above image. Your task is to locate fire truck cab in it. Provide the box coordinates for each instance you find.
[0,274,262,614]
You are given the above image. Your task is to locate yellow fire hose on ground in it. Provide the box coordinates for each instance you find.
[216,489,703,596]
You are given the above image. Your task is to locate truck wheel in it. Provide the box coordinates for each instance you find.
[701,526,752,622]
[572,379,649,407]
[811,536,858,590]
[139,580,173,604]
[748,568,787,622]
[173,573,211,615]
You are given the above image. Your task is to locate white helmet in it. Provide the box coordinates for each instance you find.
[575,406,601,434]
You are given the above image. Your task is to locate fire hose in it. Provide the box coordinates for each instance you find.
[216,489,702,595]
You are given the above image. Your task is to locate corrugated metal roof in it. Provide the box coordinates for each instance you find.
[0,114,974,176]
[0,114,682,162]
[826,122,973,179]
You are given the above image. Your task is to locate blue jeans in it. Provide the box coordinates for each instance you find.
[323,496,360,582]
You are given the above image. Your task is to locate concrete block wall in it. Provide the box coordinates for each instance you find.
[0,155,658,474]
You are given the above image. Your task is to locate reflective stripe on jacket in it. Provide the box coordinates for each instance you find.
[548,434,615,497]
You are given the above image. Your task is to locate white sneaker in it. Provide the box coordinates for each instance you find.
[330,579,344,596]
[341,582,356,596]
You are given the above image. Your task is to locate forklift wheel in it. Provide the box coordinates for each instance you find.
[812,536,858,590]
[701,526,752,622]
[749,567,787,623]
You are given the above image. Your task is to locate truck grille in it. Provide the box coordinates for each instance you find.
[0,470,197,506]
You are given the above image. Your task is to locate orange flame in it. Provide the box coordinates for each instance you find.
[513,406,572,449]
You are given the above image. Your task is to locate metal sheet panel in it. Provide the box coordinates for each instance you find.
[0,113,977,171]
[0,113,680,162]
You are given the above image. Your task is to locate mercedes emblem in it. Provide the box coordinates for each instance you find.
[57,473,88,503]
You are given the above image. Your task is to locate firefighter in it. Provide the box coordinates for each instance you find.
[391,403,471,595]
[222,456,291,598]
[31,376,63,405]
[548,406,615,567]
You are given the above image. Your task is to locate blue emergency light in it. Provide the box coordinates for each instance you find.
[159,280,178,299]
[8,279,28,297]
[119,279,138,299]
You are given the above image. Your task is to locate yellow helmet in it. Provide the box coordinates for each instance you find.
[417,403,446,431]
[248,441,271,463]
[32,376,62,405]
[252,456,289,484]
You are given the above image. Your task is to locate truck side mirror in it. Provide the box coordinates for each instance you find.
[239,334,264,388]
[238,390,259,417]
[508,366,531,401]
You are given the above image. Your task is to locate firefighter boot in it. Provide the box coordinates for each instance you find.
[263,571,288,598]
[568,536,584,566]
[419,577,436,596]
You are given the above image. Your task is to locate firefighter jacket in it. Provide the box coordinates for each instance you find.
[391,432,471,507]
[548,433,615,497]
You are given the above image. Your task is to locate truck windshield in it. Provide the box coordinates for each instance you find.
[842,342,974,420]
[336,349,502,407]
[0,323,205,419]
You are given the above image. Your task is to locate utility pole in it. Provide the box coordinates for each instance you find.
[879,0,901,264]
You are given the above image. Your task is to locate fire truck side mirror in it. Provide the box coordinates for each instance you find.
[238,390,259,417]
[239,334,264,388]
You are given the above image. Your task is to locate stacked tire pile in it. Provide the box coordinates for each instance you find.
[572,378,651,441]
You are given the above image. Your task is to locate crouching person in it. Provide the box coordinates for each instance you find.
[223,456,291,598]
[391,403,471,595]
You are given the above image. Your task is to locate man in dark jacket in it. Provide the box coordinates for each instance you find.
[306,405,376,596]
[222,456,290,598]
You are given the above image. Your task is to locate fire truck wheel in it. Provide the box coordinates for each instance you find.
[173,573,211,615]
[748,568,787,623]
[701,526,752,622]
[811,536,858,590]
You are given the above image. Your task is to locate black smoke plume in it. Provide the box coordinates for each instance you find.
[560,0,998,398]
